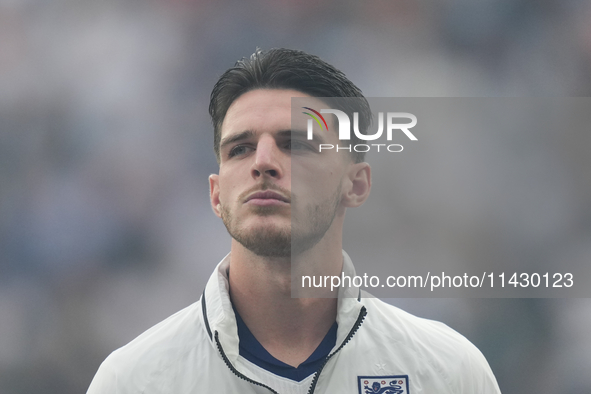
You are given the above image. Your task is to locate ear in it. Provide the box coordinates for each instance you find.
[341,162,371,208]
[209,174,222,218]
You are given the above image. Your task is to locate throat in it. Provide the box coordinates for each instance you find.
[232,294,338,366]
[234,305,338,379]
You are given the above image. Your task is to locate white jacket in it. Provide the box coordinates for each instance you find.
[88,252,501,394]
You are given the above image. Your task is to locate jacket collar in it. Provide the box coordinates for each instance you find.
[201,251,365,366]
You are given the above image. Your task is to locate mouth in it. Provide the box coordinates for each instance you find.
[244,190,290,206]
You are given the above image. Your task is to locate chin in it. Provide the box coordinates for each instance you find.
[245,215,290,231]
[237,226,292,258]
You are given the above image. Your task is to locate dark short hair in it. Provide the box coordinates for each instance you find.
[209,48,372,163]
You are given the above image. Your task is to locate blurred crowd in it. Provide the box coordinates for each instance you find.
[1,0,590,393]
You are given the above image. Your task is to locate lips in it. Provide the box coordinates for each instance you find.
[244,190,290,204]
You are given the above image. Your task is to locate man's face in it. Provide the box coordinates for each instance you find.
[209,89,350,257]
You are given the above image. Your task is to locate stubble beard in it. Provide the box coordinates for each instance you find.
[220,185,342,258]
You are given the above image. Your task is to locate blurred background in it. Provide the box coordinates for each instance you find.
[1,0,590,393]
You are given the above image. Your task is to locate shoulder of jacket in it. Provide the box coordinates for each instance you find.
[363,296,460,333]
[361,296,483,359]
[358,296,500,392]
[93,300,211,388]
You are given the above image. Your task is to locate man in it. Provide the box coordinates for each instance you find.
[88,48,501,393]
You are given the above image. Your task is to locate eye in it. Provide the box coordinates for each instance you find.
[228,145,253,158]
[288,140,311,151]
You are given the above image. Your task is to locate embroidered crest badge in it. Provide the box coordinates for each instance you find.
[357,375,410,394]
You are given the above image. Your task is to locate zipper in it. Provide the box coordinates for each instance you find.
[215,331,279,394]
[307,306,367,394]
[214,305,367,394]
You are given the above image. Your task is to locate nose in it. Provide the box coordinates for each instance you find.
[251,135,284,179]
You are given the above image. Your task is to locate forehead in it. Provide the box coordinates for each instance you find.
[221,89,331,137]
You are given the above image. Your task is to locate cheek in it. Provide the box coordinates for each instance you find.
[218,178,242,206]
[218,185,232,206]
[216,177,230,205]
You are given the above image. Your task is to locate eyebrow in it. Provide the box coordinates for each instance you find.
[220,130,255,151]
[219,128,326,151]
[287,129,326,144]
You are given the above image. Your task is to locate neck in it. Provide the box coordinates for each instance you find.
[228,226,343,367]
